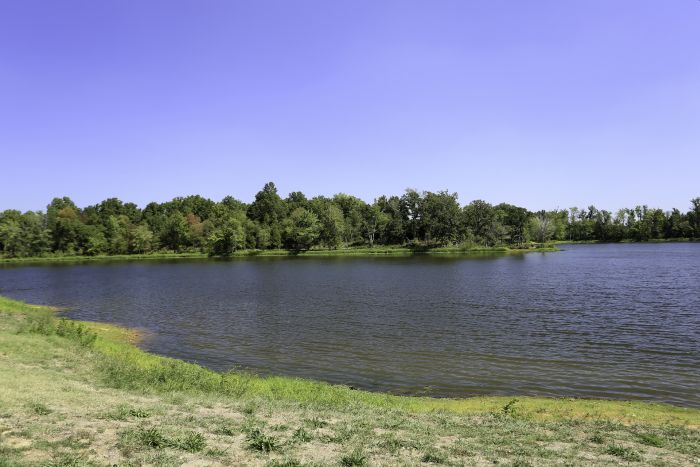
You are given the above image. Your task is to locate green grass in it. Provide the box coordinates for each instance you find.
[0,295,698,465]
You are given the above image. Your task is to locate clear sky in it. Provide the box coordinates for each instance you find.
[1,0,699,213]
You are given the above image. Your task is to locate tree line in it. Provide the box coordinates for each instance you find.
[1,182,698,257]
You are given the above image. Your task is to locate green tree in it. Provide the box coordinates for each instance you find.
[376,195,406,245]
[689,198,700,237]
[361,203,389,247]
[83,226,107,256]
[495,203,529,244]
[19,211,50,256]
[0,211,23,257]
[400,189,423,241]
[207,217,245,256]
[248,182,285,226]
[527,212,556,243]
[285,191,309,213]
[130,224,155,253]
[105,215,130,254]
[333,193,366,246]
[311,198,344,249]
[421,191,461,245]
[283,208,321,251]
[160,213,189,251]
[463,200,502,245]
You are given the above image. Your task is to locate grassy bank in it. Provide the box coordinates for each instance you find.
[0,244,557,265]
[1,297,697,465]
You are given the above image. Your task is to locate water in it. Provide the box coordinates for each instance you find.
[1,243,698,407]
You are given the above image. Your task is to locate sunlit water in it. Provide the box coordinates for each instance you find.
[1,243,698,407]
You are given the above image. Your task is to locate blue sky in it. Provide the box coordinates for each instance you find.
[1,0,699,212]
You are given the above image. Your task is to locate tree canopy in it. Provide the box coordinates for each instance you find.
[1,184,698,258]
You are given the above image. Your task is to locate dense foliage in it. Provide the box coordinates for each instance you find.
[1,183,698,257]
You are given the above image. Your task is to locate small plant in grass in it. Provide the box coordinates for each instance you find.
[509,461,533,467]
[267,460,304,467]
[606,444,642,461]
[206,447,228,457]
[502,399,519,416]
[292,427,312,442]
[305,417,328,428]
[29,402,52,415]
[340,449,366,467]
[637,432,664,447]
[176,431,206,452]
[421,450,446,464]
[137,427,168,449]
[129,408,150,418]
[47,453,93,467]
[589,433,605,444]
[217,425,237,436]
[246,428,278,452]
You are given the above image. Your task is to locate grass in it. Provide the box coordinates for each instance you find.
[0,244,557,264]
[0,295,698,465]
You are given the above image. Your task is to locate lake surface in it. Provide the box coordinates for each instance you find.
[1,243,699,407]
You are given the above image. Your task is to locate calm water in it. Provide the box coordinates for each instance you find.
[1,244,698,407]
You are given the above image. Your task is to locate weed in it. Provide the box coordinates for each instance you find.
[305,417,328,428]
[206,447,228,457]
[590,433,604,444]
[267,460,304,467]
[292,427,312,442]
[176,431,206,452]
[606,444,642,461]
[502,399,519,416]
[46,454,95,467]
[129,408,150,418]
[340,449,367,466]
[379,435,405,453]
[638,432,664,447]
[136,427,168,449]
[246,428,278,452]
[28,402,52,415]
[421,450,446,463]
[217,425,237,436]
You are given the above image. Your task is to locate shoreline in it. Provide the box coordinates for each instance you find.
[1,295,698,464]
[1,295,696,422]
[555,238,698,245]
[0,244,558,265]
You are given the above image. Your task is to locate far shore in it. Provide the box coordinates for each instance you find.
[0,244,558,264]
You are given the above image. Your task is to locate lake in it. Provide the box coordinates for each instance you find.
[1,243,698,407]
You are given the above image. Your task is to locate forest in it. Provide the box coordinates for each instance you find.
[1,182,698,257]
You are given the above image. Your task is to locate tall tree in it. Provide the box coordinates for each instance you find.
[283,208,321,251]
[422,191,461,245]
[248,182,285,226]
